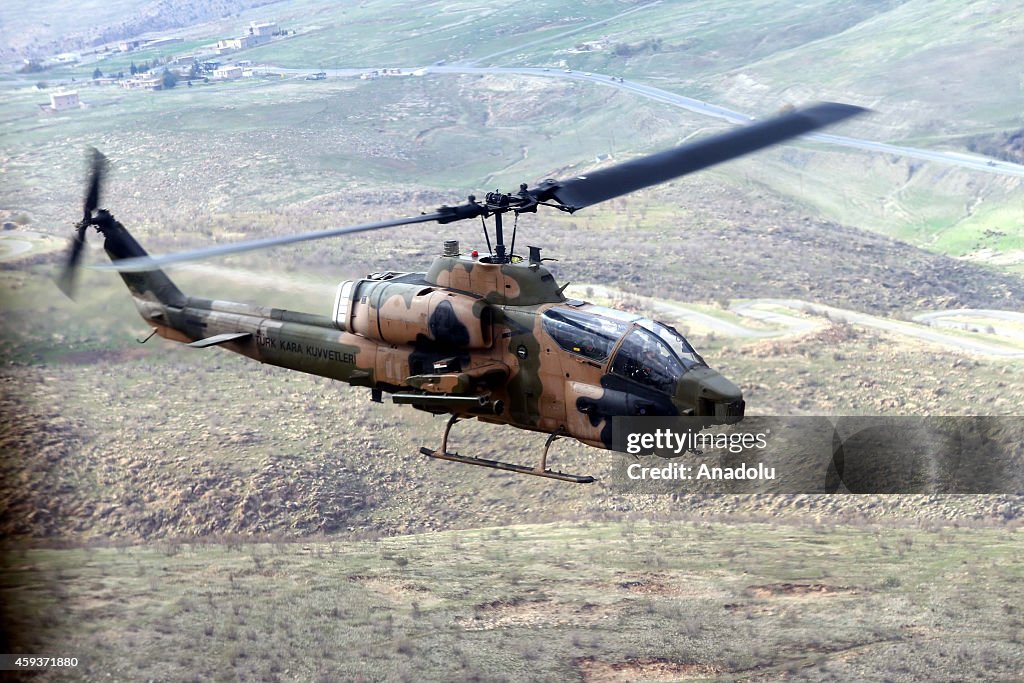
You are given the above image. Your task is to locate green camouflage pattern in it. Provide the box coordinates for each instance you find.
[102,221,743,453]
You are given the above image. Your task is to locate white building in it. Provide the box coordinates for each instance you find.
[214,66,243,80]
[49,91,80,111]
[120,74,163,91]
[249,21,278,37]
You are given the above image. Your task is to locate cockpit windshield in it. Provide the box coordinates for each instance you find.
[611,327,681,393]
[637,320,706,369]
[610,320,705,393]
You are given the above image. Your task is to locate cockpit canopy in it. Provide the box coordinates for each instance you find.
[542,307,625,361]
[541,305,705,393]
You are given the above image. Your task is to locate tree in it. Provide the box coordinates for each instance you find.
[162,69,178,89]
[92,67,102,79]
[130,61,137,75]
[18,60,45,74]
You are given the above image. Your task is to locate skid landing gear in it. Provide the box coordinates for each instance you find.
[420,416,595,483]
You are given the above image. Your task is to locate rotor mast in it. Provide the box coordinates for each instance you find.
[477,183,548,264]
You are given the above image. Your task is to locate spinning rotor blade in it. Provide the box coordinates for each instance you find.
[56,224,88,297]
[82,147,107,220]
[534,102,867,210]
[90,102,865,273]
[58,148,108,297]
[96,211,453,272]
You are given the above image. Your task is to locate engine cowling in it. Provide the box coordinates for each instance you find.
[334,277,493,349]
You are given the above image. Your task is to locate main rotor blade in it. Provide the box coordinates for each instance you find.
[95,212,450,272]
[536,102,867,210]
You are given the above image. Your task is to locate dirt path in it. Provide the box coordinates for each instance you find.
[0,230,65,262]
[573,284,1024,358]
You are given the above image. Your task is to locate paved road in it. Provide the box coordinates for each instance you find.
[269,64,1024,179]
[433,66,1024,178]
[0,239,34,259]
[913,310,1024,339]
[0,231,63,262]
[732,299,1024,358]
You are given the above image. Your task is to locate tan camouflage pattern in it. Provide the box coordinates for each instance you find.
[106,223,742,452]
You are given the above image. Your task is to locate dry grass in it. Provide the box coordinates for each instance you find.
[2,521,1021,681]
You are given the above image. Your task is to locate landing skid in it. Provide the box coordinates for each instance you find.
[420,416,595,484]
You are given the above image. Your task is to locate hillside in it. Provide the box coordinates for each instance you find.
[2,262,1023,543]
[0,0,279,61]
[4,1,1022,266]
[1,1,1022,679]
[3,522,1022,681]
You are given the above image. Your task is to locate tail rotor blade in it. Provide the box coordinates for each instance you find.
[83,147,108,220]
[57,223,88,298]
[59,148,109,298]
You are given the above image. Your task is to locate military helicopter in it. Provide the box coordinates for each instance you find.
[58,102,864,483]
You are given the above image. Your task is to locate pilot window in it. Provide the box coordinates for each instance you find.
[611,327,684,393]
[639,320,706,369]
[542,308,628,361]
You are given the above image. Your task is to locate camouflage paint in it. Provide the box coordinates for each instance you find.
[100,221,743,454]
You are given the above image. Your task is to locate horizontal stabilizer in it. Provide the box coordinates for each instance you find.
[187,332,252,348]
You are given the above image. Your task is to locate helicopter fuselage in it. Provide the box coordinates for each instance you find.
[117,228,744,453]
[69,102,867,479]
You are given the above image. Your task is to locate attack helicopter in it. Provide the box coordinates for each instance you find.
[59,102,864,483]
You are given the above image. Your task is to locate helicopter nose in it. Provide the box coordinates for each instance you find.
[676,367,745,423]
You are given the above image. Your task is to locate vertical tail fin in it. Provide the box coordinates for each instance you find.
[94,210,187,308]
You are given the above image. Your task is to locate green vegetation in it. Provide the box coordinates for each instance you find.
[3,522,1021,681]
[4,0,1022,266]
[2,2,1023,679]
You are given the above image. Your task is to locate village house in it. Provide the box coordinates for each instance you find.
[49,91,80,110]
[248,21,278,37]
[38,91,81,115]
[120,74,164,91]
[213,65,243,80]
[216,21,276,54]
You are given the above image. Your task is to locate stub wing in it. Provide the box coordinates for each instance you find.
[186,332,253,348]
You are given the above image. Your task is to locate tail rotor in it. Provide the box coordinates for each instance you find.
[57,147,108,298]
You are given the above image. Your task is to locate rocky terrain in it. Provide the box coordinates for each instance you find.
[1,0,280,61]
[2,289,1021,544]
[3,2,1023,679]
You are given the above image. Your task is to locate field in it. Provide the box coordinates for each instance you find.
[3,521,1022,681]
[1,0,1023,680]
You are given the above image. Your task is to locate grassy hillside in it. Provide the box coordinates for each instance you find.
[2,3,1023,679]
[2,262,1023,544]
[3,521,1021,681]
[4,1,1023,269]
